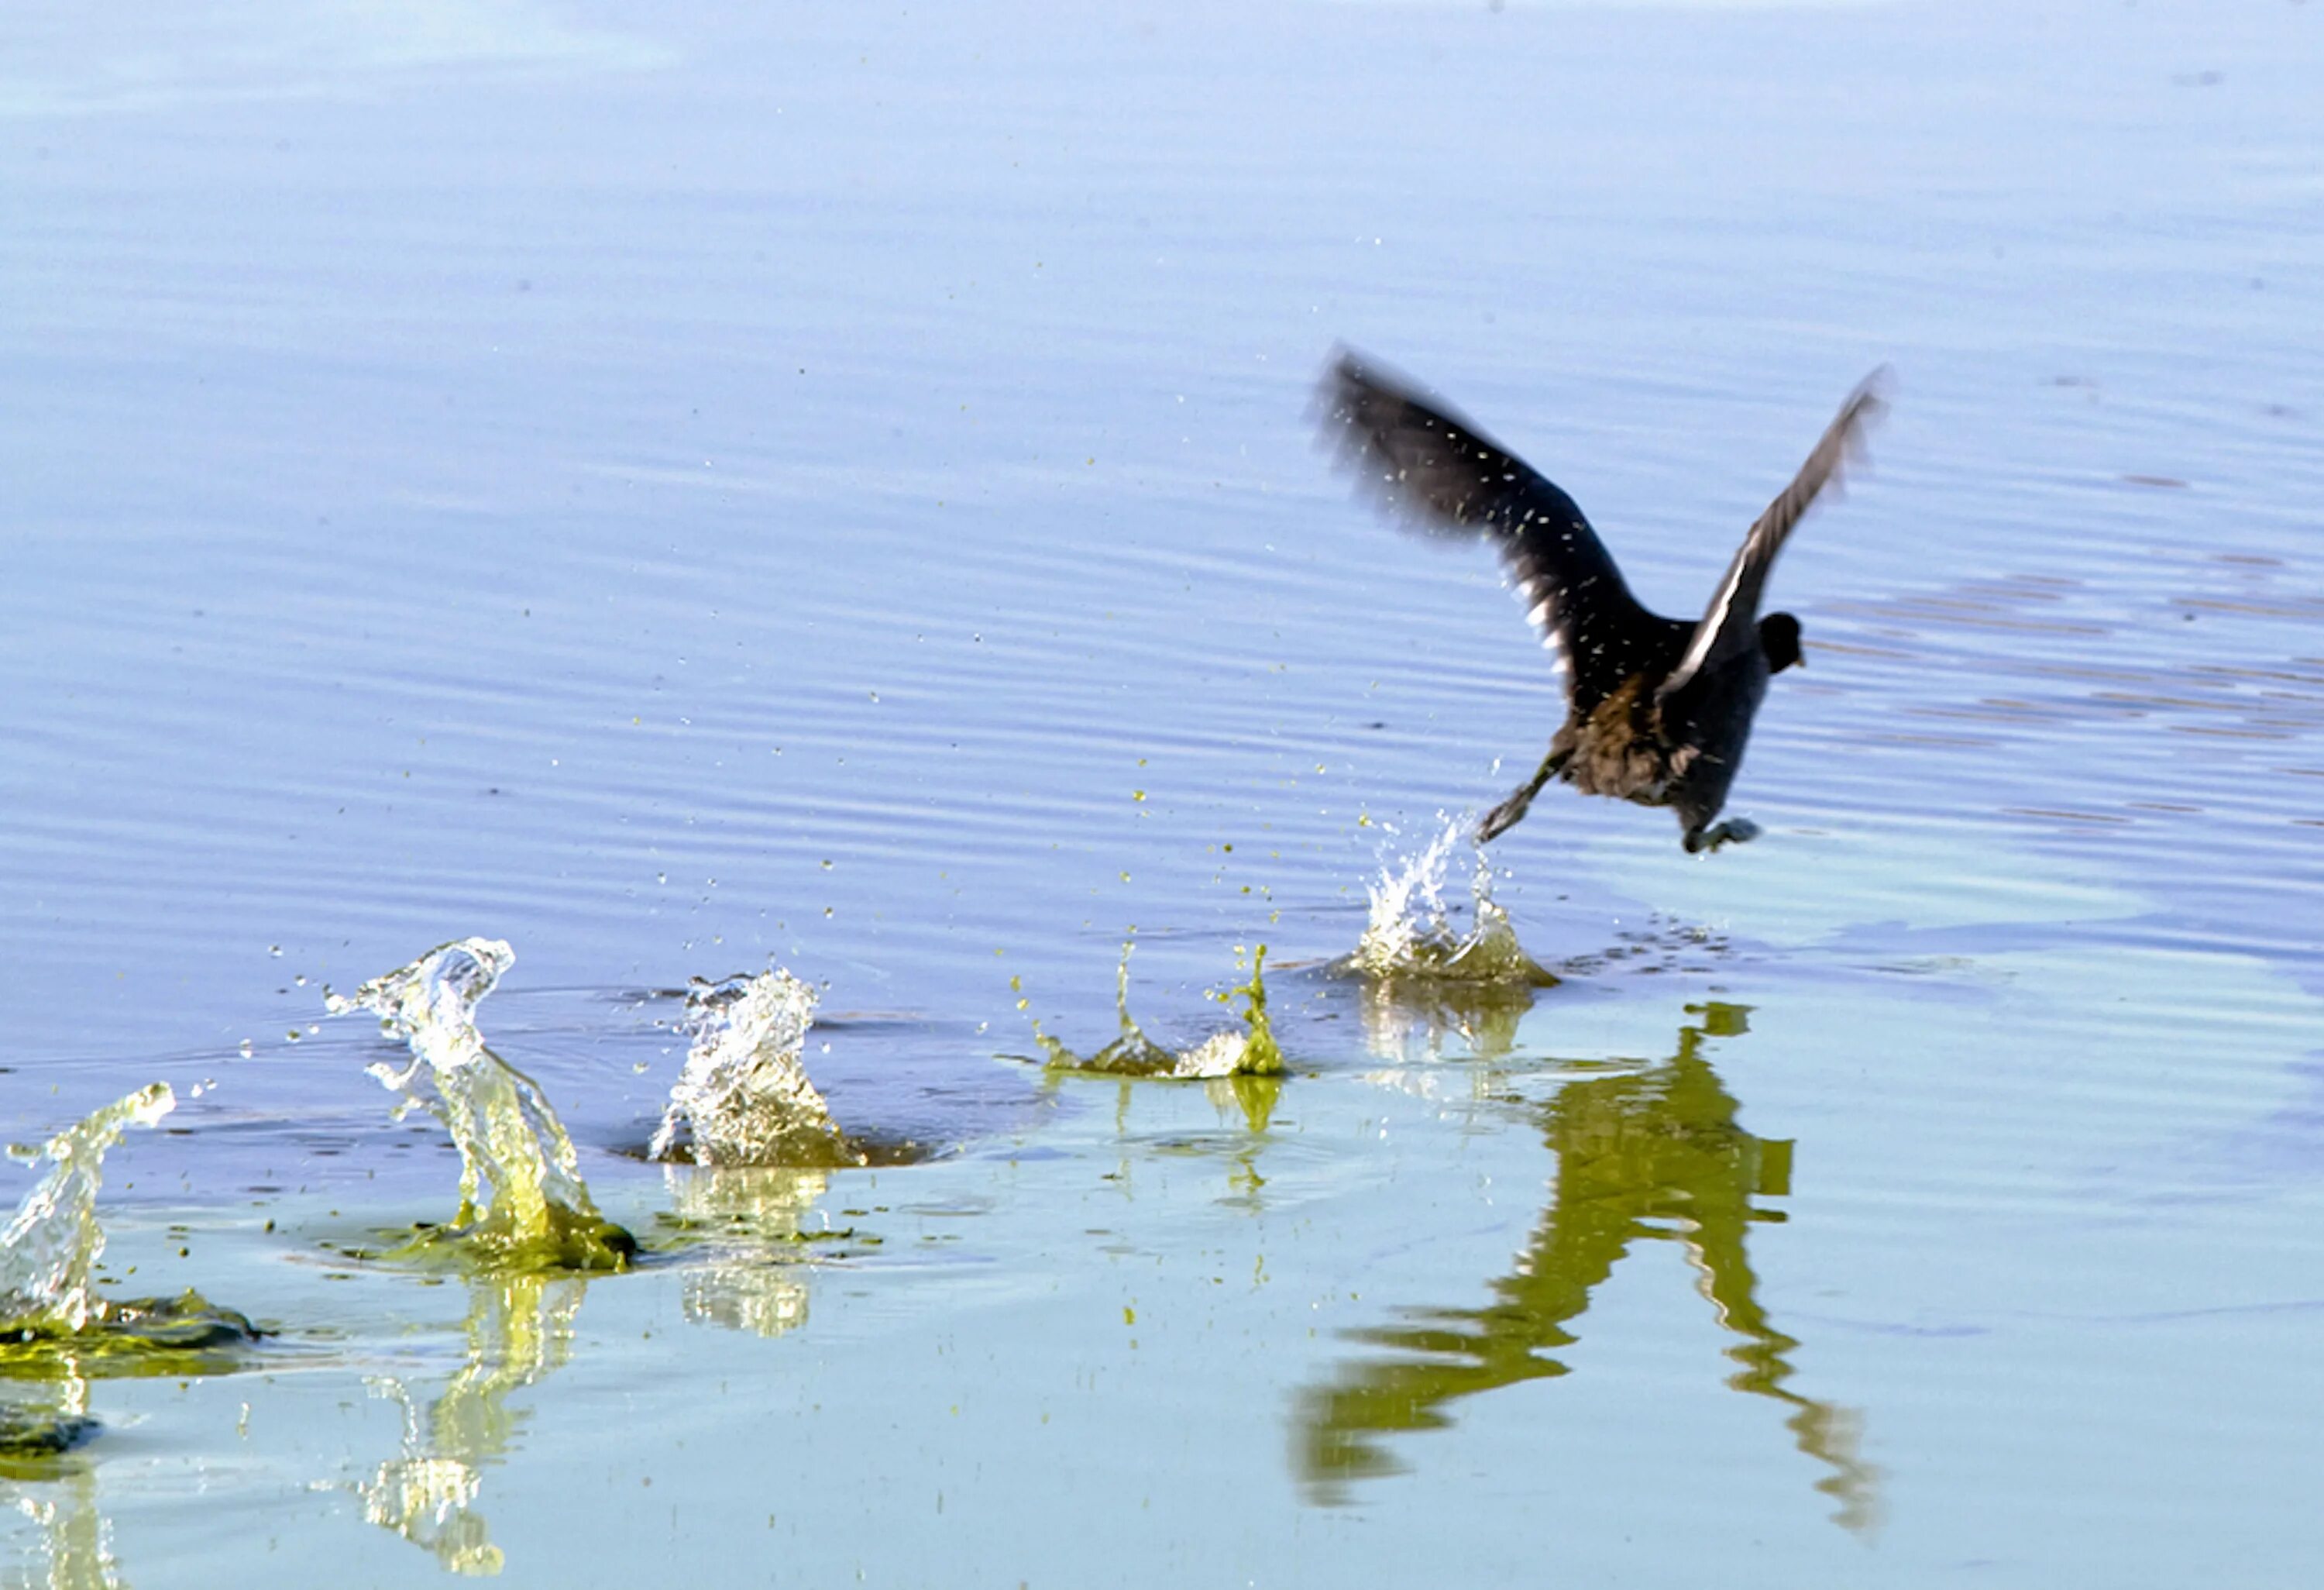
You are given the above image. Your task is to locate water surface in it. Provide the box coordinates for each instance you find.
[4,0,2322,1583]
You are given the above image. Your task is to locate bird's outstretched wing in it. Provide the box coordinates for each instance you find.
[1318,347,1666,712]
[1657,367,1890,704]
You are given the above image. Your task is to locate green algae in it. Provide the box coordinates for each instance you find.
[344,1203,637,1277]
[0,1404,98,1466]
[1208,947,1286,1077]
[1,1292,260,1382]
[1021,943,1285,1081]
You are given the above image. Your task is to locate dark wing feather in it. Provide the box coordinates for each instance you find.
[1318,347,1673,714]
[1659,367,1890,703]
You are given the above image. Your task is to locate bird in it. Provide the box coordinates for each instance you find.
[1318,349,1887,853]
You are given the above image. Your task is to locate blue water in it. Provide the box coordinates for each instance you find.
[5,1,2322,1583]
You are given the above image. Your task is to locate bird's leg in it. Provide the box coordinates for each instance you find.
[1477,747,1570,843]
[1683,817,1762,854]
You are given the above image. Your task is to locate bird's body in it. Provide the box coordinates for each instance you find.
[1320,350,1885,852]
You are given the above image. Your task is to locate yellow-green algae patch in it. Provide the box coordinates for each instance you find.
[1,1292,260,1381]
[2,1082,260,1383]
[338,1203,638,1277]
[1019,943,1286,1080]
[326,938,634,1273]
[0,1403,97,1462]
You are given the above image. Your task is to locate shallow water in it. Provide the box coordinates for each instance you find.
[5,0,2322,1582]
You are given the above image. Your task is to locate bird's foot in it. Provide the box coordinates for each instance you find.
[1477,749,1569,844]
[1683,817,1761,855]
[1477,791,1534,844]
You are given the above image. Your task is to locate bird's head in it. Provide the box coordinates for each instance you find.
[1760,612,1804,674]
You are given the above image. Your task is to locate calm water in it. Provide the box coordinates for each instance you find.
[5,0,2322,1582]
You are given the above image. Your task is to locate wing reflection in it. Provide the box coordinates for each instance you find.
[1296,1003,1877,1532]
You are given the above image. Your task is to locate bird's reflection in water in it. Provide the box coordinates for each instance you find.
[359,1268,586,1576]
[1298,1003,1877,1533]
[2,1372,126,1590]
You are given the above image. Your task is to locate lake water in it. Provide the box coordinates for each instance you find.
[5,0,2322,1582]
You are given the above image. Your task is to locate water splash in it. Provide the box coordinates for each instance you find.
[2,1086,174,1337]
[1,1089,256,1378]
[1022,944,1284,1080]
[325,938,633,1271]
[1347,819,1558,990]
[650,970,864,1168]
